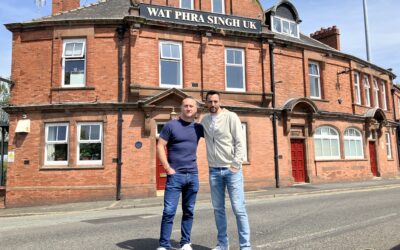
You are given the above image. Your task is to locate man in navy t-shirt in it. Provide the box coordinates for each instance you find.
[157,97,204,250]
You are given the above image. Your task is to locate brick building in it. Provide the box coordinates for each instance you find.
[3,0,398,207]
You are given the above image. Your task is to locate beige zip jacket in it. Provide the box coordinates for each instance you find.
[201,109,245,169]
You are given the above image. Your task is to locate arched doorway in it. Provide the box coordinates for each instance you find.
[282,98,319,183]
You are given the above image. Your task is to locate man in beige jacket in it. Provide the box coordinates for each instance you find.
[201,90,251,250]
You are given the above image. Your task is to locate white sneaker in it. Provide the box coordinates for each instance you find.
[211,245,229,250]
[179,243,193,250]
[156,247,168,250]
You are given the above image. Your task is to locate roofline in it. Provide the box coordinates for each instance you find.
[4,16,396,79]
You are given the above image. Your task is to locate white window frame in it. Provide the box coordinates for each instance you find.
[44,123,69,166]
[314,126,341,160]
[344,128,364,159]
[364,75,371,107]
[212,0,225,14]
[77,122,103,165]
[381,81,387,110]
[156,121,167,139]
[271,15,299,38]
[225,48,246,92]
[385,132,392,159]
[159,41,183,88]
[373,78,380,108]
[309,61,321,99]
[241,123,248,162]
[180,0,194,9]
[354,72,361,105]
[62,38,86,87]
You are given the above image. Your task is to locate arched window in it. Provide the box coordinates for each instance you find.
[344,128,364,159]
[314,126,340,160]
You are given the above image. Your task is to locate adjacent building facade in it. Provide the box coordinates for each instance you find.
[3,0,398,207]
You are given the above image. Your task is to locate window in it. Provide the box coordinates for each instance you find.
[271,16,299,38]
[354,72,361,105]
[212,0,224,14]
[156,122,166,138]
[309,62,321,99]
[241,123,248,162]
[373,78,380,108]
[314,126,340,160]
[385,132,392,159]
[77,122,102,164]
[398,97,400,116]
[180,0,193,9]
[381,81,387,110]
[225,48,245,91]
[364,75,371,107]
[62,39,86,87]
[45,123,69,165]
[344,128,364,159]
[159,41,182,88]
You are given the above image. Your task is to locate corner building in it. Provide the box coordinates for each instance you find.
[3,0,398,207]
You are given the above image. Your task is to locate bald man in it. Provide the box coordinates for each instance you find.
[157,97,204,250]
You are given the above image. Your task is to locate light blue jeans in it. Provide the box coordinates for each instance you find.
[209,167,251,250]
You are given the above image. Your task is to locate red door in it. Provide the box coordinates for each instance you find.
[291,139,306,182]
[369,142,379,177]
[156,145,168,190]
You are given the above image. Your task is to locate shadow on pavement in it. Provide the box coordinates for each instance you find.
[391,245,400,250]
[116,238,210,249]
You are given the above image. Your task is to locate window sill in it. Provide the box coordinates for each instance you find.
[310,98,329,103]
[352,104,387,110]
[51,86,95,91]
[242,161,250,165]
[40,165,104,170]
[315,158,368,162]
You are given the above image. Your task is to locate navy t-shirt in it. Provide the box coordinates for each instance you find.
[159,118,204,173]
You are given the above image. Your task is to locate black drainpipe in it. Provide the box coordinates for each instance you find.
[268,40,280,188]
[200,33,204,101]
[260,38,266,106]
[116,24,126,200]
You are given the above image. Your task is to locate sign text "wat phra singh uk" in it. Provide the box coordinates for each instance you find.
[140,4,262,33]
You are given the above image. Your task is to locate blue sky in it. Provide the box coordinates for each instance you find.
[0,0,399,82]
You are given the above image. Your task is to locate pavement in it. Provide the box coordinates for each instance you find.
[1,177,400,217]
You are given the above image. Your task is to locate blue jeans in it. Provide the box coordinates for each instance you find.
[159,173,199,248]
[209,168,251,250]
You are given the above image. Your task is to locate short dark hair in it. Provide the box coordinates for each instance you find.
[181,96,199,108]
[205,90,220,100]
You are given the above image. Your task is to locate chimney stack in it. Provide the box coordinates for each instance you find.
[310,26,341,51]
[52,0,80,15]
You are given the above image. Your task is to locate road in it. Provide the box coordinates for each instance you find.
[1,186,400,250]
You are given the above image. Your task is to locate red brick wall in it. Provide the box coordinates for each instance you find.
[6,15,399,207]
